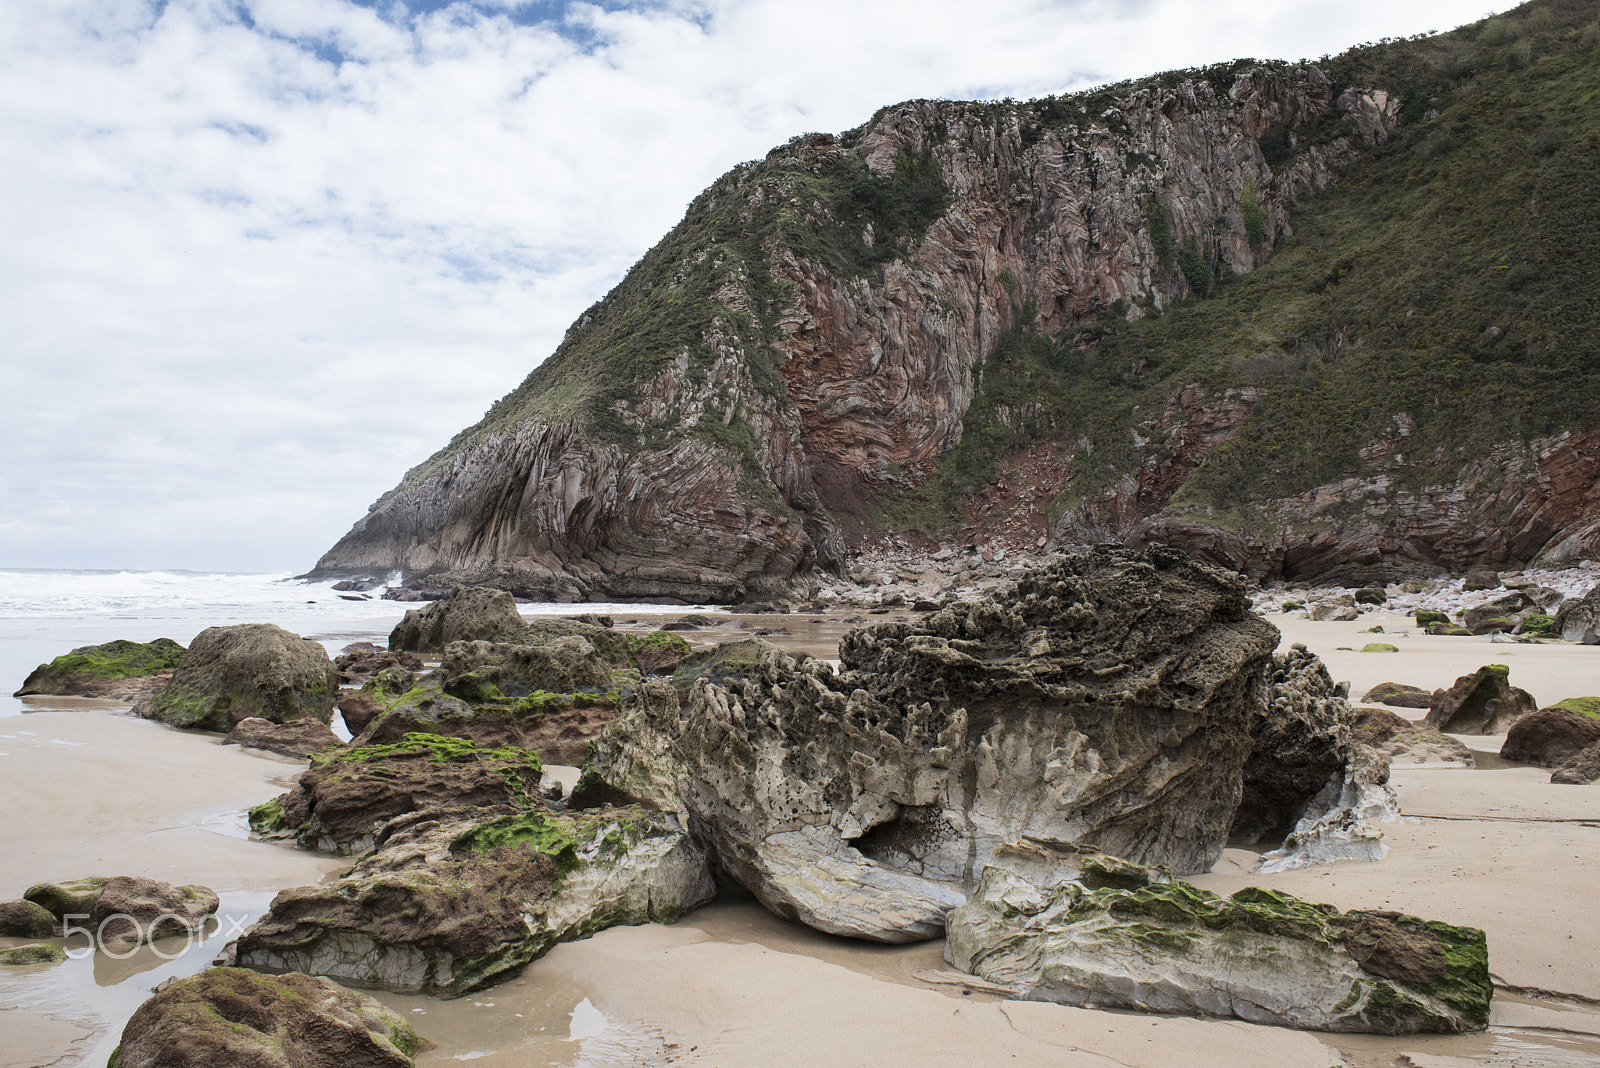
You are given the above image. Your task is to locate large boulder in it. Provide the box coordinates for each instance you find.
[0,898,55,937]
[667,637,794,691]
[1423,665,1536,734]
[438,637,612,697]
[626,630,693,675]
[1556,585,1600,644]
[111,967,427,1068]
[94,875,219,951]
[1462,592,1537,634]
[234,773,712,996]
[250,734,544,856]
[1352,708,1475,767]
[140,624,340,732]
[1502,708,1600,768]
[388,586,525,653]
[223,717,344,759]
[13,638,183,700]
[946,863,1490,1034]
[583,546,1279,942]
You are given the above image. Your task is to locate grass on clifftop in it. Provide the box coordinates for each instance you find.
[877,0,1600,539]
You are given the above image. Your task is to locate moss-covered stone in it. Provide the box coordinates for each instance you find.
[1360,643,1399,653]
[0,943,67,966]
[143,624,339,733]
[228,806,714,997]
[13,638,184,697]
[1553,696,1600,721]
[947,865,1492,1034]
[0,898,56,937]
[110,967,426,1068]
[1415,610,1451,628]
[24,876,108,920]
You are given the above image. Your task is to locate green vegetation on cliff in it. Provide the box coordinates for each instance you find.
[885,1,1600,538]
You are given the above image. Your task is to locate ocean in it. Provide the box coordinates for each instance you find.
[0,568,713,717]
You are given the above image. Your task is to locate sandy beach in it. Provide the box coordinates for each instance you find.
[3,601,1599,1068]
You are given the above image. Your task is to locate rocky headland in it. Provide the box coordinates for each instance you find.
[306,12,1600,604]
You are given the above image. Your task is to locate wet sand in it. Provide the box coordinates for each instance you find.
[0,710,347,1068]
[5,605,1600,1067]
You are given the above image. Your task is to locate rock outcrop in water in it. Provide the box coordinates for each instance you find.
[112,967,427,1068]
[140,624,339,732]
[19,875,218,952]
[946,861,1491,1034]
[582,547,1281,941]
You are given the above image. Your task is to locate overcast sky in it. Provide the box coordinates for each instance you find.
[0,0,1513,572]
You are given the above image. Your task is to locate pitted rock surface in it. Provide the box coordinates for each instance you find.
[586,546,1278,942]
[139,624,339,732]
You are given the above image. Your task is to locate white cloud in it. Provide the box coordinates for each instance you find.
[0,0,1510,570]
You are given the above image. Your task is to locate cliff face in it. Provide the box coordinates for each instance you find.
[315,64,1365,599]
[314,4,1600,599]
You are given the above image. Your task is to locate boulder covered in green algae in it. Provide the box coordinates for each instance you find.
[946,864,1490,1034]
[23,876,110,921]
[110,967,427,1068]
[0,898,56,938]
[229,803,714,997]
[249,733,546,856]
[140,624,340,732]
[13,637,184,700]
[0,943,67,966]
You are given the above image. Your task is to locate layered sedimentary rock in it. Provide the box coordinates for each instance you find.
[946,863,1490,1034]
[583,547,1280,941]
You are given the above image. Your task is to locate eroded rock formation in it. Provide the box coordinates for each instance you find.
[583,547,1281,941]
[311,58,1522,602]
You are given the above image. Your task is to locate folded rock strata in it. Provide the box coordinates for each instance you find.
[945,864,1490,1034]
[584,547,1282,942]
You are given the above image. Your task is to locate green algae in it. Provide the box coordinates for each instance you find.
[26,638,184,683]
[1553,696,1600,721]
[1361,643,1399,653]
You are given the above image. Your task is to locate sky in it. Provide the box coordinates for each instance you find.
[0,0,1515,572]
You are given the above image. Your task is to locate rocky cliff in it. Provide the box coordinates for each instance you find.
[312,2,1600,600]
